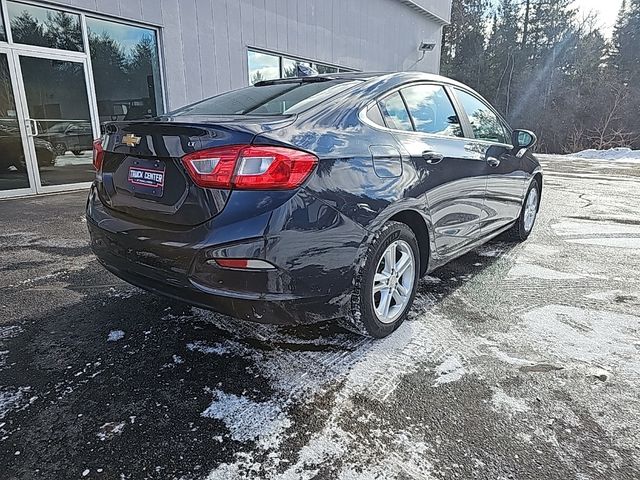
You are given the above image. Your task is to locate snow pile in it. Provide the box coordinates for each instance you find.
[570,147,640,164]
[106,330,125,342]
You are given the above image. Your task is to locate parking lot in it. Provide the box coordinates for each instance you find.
[1,156,639,480]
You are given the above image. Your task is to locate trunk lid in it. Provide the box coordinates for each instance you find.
[96,116,294,227]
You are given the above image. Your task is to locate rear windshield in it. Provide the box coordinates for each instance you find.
[172,80,358,116]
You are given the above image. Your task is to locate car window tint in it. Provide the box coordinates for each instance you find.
[378,92,413,131]
[366,103,385,126]
[401,84,463,137]
[172,80,357,116]
[454,88,509,143]
[500,120,512,145]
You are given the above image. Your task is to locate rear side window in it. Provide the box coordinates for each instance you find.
[454,88,509,144]
[401,84,463,137]
[172,80,357,116]
[378,92,413,131]
[366,103,385,126]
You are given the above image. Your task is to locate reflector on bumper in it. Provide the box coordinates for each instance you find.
[210,258,276,270]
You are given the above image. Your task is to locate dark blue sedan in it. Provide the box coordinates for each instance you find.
[87,72,542,338]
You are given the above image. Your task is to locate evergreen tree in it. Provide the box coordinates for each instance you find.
[485,0,521,116]
[615,0,640,82]
[442,0,639,152]
[441,0,490,90]
[10,13,47,48]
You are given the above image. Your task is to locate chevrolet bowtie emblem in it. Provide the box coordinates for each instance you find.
[122,133,141,147]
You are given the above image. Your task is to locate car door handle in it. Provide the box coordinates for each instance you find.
[487,156,501,168]
[422,151,444,164]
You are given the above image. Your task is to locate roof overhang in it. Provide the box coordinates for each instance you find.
[396,0,450,25]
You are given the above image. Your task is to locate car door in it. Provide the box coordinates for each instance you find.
[376,83,490,257]
[452,87,527,234]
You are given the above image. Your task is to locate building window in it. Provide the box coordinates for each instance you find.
[282,57,311,78]
[87,18,163,121]
[247,50,280,85]
[248,49,353,84]
[7,1,83,51]
[314,64,338,74]
[0,4,7,42]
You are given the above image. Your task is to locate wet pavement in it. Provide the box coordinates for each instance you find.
[1,155,639,479]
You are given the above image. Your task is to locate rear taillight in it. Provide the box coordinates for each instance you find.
[212,258,275,270]
[181,145,318,190]
[92,139,104,171]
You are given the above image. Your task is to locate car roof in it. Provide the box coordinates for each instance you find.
[261,71,470,90]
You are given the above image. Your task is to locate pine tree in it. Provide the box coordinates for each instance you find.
[485,0,521,116]
[440,0,490,91]
[615,0,640,82]
[609,0,640,145]
[443,0,639,152]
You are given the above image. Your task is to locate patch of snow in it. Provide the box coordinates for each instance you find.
[187,341,231,356]
[0,389,23,419]
[509,305,640,374]
[490,348,535,367]
[0,325,22,341]
[507,263,582,280]
[492,388,530,414]
[172,355,184,364]
[553,221,640,237]
[584,290,623,302]
[521,244,560,257]
[567,238,640,250]
[433,356,466,386]
[477,246,506,257]
[107,330,125,342]
[201,389,291,448]
[200,305,467,480]
[97,421,126,441]
[569,147,640,164]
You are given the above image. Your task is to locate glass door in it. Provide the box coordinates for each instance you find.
[0,47,34,196]
[13,50,97,192]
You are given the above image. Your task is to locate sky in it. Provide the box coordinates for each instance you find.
[574,0,624,36]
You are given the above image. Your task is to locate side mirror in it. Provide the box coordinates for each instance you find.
[511,129,537,157]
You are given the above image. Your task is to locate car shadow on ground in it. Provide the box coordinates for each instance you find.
[0,239,515,479]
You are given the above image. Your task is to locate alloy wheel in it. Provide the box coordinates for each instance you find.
[372,239,416,324]
[524,187,538,232]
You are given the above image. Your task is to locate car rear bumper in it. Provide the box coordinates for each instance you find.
[86,185,365,325]
[94,253,337,325]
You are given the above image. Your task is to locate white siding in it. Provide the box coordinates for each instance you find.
[46,0,450,110]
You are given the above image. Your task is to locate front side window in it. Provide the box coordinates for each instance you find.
[401,84,463,137]
[454,88,509,143]
[378,92,412,131]
[248,51,280,85]
[172,80,358,116]
[87,18,163,121]
[7,1,83,51]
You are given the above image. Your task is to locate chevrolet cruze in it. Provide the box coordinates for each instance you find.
[87,72,542,338]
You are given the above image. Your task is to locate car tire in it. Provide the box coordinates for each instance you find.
[55,143,67,156]
[342,221,421,338]
[507,179,540,242]
[72,150,83,156]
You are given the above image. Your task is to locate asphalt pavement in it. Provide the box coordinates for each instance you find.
[1,155,639,480]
